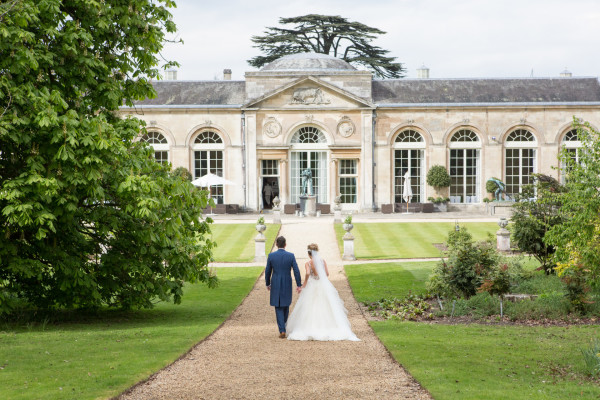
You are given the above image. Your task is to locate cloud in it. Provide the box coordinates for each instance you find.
[161,0,600,80]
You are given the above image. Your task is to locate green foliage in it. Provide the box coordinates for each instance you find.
[256,216,265,225]
[249,14,405,79]
[546,120,600,290]
[582,339,600,377]
[0,0,217,314]
[426,165,451,190]
[344,214,352,224]
[427,196,449,204]
[172,167,193,182]
[511,174,564,274]
[428,228,504,298]
[364,294,433,321]
[486,177,501,193]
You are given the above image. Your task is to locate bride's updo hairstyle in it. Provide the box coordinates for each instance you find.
[307,243,319,256]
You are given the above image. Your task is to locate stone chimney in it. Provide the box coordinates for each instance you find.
[417,64,430,79]
[165,69,177,80]
[223,69,232,80]
[560,68,572,77]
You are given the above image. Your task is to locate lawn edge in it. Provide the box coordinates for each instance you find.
[342,265,434,399]
[113,268,265,400]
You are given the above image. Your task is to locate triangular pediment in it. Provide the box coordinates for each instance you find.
[243,76,374,109]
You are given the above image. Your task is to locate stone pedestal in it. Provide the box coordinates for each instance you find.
[254,224,267,262]
[496,228,510,252]
[342,233,356,261]
[300,195,317,216]
[496,217,510,251]
[254,235,266,262]
[333,208,342,223]
[272,207,281,224]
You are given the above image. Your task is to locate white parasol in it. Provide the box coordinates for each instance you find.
[191,173,235,214]
[402,170,413,213]
[191,173,235,188]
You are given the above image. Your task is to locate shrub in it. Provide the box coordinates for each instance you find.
[511,174,564,274]
[427,196,450,204]
[173,167,193,181]
[486,177,501,193]
[426,165,451,190]
[344,215,352,224]
[428,228,501,298]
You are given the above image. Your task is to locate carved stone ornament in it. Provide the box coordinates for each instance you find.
[263,118,282,138]
[337,117,355,138]
[289,87,331,105]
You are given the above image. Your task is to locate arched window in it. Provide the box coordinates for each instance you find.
[290,126,327,144]
[561,129,584,182]
[449,129,480,203]
[504,129,537,197]
[192,131,225,204]
[451,129,479,143]
[140,131,169,164]
[393,130,425,203]
[290,126,328,204]
[194,131,223,144]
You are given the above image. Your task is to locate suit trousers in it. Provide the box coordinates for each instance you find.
[274,306,289,333]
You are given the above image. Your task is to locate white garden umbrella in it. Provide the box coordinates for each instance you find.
[191,173,235,214]
[402,170,413,213]
[191,172,235,188]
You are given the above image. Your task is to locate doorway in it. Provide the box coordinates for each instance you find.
[262,177,279,209]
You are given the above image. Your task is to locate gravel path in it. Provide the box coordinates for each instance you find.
[119,219,432,400]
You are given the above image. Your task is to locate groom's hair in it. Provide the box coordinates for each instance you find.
[276,236,286,248]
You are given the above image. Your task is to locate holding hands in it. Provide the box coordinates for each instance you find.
[296,286,302,294]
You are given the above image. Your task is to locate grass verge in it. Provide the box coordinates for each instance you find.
[345,262,437,302]
[0,267,262,400]
[345,262,600,399]
[372,321,600,400]
[210,223,280,262]
[335,222,498,259]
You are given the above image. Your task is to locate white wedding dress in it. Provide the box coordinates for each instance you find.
[286,251,360,341]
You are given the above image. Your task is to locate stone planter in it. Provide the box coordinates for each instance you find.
[343,223,354,233]
[255,224,266,234]
[435,202,448,212]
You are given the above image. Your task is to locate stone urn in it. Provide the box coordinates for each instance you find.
[256,223,267,234]
[334,195,342,211]
[342,223,354,233]
[272,196,281,209]
[498,217,508,229]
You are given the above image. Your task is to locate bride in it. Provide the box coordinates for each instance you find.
[286,243,359,341]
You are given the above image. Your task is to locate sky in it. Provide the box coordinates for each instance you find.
[160,0,600,81]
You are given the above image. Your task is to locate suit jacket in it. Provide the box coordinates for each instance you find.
[265,248,301,307]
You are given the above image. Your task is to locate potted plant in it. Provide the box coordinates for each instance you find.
[256,216,266,235]
[426,165,451,209]
[343,215,353,233]
[427,196,450,212]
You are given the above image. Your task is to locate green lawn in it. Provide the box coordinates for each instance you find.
[372,322,600,400]
[210,223,280,262]
[335,222,499,259]
[345,262,600,399]
[0,267,262,400]
[345,262,437,302]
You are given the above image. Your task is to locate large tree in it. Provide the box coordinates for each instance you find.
[546,120,600,287]
[0,0,217,314]
[248,14,405,79]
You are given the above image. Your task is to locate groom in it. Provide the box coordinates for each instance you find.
[265,236,302,338]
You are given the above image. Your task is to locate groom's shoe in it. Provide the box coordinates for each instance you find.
[279,332,286,339]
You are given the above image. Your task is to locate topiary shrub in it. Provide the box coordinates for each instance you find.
[173,167,193,182]
[426,165,451,190]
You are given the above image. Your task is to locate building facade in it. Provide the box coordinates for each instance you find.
[120,53,600,211]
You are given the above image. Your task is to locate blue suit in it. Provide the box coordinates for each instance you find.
[265,248,302,333]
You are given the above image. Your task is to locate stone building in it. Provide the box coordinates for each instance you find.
[120,53,600,212]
